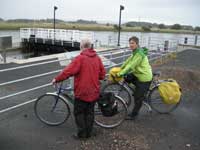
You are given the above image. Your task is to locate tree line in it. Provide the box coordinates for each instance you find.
[0,18,199,31]
[124,21,200,31]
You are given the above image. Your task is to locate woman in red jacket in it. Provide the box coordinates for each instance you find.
[52,39,106,139]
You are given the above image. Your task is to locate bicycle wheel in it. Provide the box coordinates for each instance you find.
[148,86,181,114]
[94,95,128,128]
[102,82,132,106]
[34,93,71,126]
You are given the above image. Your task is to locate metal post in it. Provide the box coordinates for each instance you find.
[53,6,58,43]
[110,52,113,66]
[3,49,6,63]
[184,37,188,45]
[123,49,125,62]
[164,40,169,51]
[194,35,198,46]
[117,5,124,47]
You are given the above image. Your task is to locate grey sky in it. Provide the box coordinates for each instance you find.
[0,0,199,26]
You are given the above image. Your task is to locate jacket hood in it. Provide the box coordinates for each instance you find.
[80,48,97,57]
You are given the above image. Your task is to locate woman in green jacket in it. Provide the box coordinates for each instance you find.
[117,36,152,120]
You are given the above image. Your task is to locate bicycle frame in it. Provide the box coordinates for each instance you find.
[115,74,161,112]
[54,82,74,104]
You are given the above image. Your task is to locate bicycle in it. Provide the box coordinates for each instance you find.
[102,72,182,114]
[34,81,128,129]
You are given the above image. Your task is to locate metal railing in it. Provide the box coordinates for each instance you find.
[0,40,179,114]
[20,28,94,42]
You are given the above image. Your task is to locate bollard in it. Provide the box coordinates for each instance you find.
[94,40,98,48]
[164,40,169,51]
[184,37,188,44]
[194,35,198,46]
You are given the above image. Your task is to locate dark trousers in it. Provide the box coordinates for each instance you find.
[132,80,151,114]
[74,98,96,138]
[125,74,151,115]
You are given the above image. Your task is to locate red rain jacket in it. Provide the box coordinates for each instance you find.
[54,48,106,102]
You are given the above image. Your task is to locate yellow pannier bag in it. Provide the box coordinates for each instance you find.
[158,79,181,104]
[108,67,123,82]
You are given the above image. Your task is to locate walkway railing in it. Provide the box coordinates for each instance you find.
[0,43,178,114]
[20,28,94,42]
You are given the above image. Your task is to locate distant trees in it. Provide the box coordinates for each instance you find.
[1,18,198,32]
[3,19,99,24]
[171,24,182,30]
[142,26,151,32]
[194,26,200,31]
[106,23,110,26]
[6,19,33,23]
[5,19,65,23]
[158,24,166,29]
[75,19,97,24]
[182,25,193,30]
[125,23,134,27]
[113,24,120,30]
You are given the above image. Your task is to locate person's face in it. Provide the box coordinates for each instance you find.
[129,40,138,51]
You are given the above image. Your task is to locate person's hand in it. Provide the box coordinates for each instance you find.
[116,73,121,78]
[52,78,56,85]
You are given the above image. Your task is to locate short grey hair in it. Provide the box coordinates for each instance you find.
[80,39,92,50]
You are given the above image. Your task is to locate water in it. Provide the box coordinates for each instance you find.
[94,31,200,47]
[0,30,199,47]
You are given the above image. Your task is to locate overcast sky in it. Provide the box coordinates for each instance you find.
[0,0,200,26]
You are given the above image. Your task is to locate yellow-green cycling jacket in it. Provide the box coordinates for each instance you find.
[117,48,152,82]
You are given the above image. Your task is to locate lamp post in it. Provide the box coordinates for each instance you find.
[117,5,124,46]
[53,6,58,41]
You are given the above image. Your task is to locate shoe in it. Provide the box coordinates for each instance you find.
[125,112,138,120]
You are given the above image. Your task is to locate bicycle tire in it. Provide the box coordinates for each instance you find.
[102,82,132,107]
[94,95,128,129]
[148,86,181,114]
[34,93,71,126]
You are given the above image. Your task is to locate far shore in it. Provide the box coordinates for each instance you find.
[0,22,200,35]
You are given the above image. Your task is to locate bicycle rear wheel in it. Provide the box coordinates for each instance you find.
[102,82,132,107]
[148,86,181,114]
[34,93,71,126]
[94,95,128,128]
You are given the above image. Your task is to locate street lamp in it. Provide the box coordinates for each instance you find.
[53,6,58,41]
[117,5,124,46]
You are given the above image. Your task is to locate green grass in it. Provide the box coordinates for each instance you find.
[0,22,199,35]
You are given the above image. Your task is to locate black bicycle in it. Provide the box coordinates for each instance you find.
[102,72,182,114]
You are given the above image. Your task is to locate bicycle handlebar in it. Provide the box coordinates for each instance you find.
[53,82,73,92]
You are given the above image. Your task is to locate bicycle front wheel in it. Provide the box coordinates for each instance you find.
[102,82,132,107]
[148,86,181,114]
[94,95,128,129]
[34,93,71,126]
